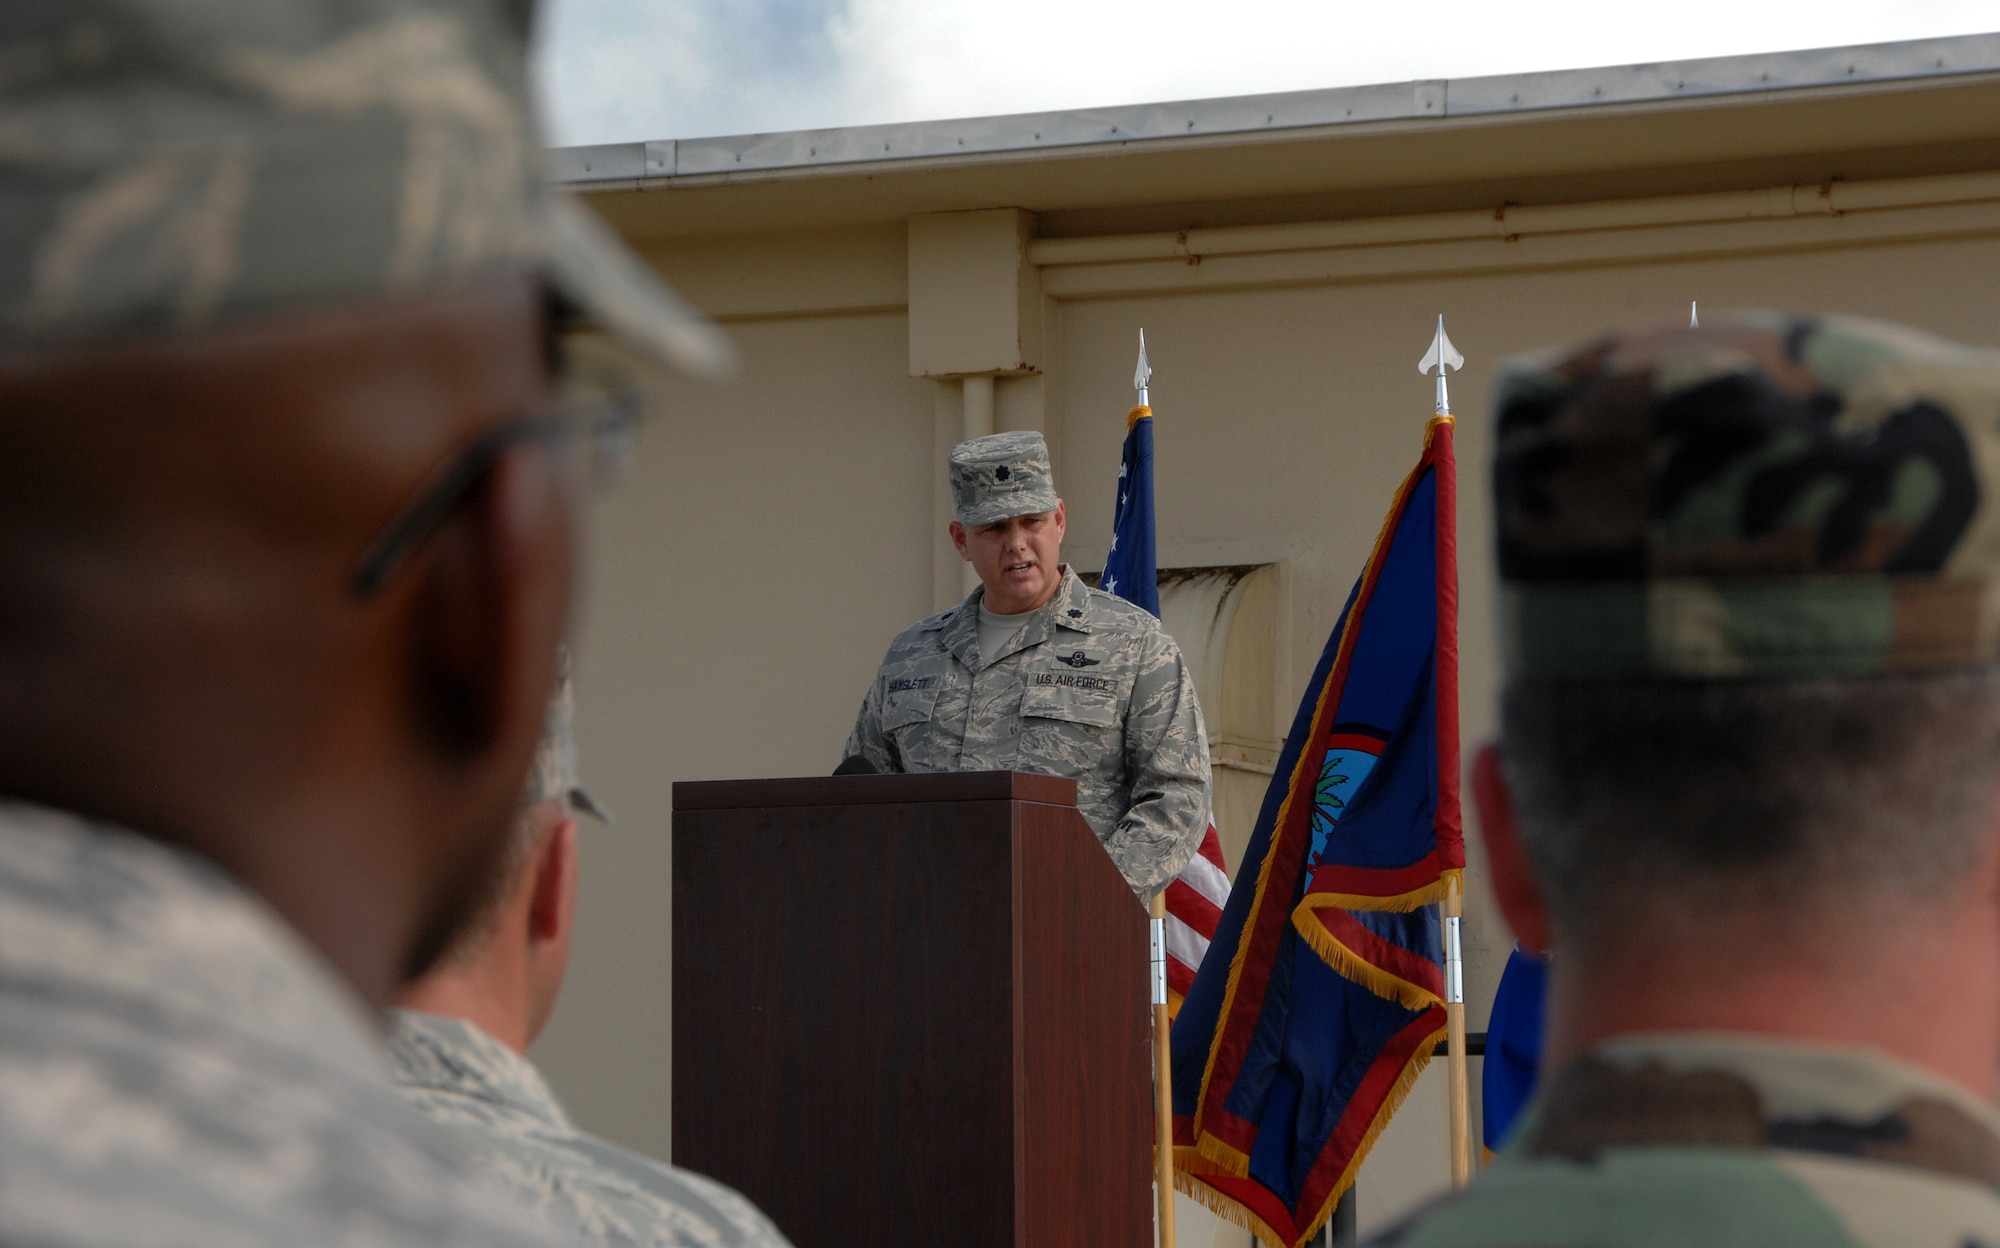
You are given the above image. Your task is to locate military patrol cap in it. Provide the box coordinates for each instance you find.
[1495,311,2000,680]
[0,0,730,378]
[949,431,1060,526]
[526,652,608,822]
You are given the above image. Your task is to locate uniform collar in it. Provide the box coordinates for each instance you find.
[0,798,386,1085]
[1513,1031,2000,1187]
[1047,567,1095,634]
[385,1009,574,1132]
[930,566,1092,670]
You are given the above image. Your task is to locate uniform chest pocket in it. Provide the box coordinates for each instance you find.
[1020,676,1120,729]
[881,673,943,731]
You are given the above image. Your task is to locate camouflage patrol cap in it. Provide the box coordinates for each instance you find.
[1494,312,2000,680]
[949,431,1060,526]
[0,0,730,378]
[525,651,607,821]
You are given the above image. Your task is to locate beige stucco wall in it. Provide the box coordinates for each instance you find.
[531,76,2000,1241]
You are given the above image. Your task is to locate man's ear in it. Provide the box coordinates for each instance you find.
[949,520,971,561]
[527,816,578,945]
[1473,743,1552,955]
[406,449,571,768]
[1051,499,1066,543]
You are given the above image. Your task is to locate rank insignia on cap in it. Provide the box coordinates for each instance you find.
[947,430,1058,526]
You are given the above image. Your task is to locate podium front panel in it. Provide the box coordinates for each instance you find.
[673,772,1148,1248]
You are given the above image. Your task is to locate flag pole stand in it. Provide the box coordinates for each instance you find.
[1150,892,1177,1248]
[1443,876,1471,1187]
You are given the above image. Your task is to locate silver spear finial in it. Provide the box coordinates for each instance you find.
[1134,328,1152,407]
[1690,301,1700,329]
[1417,315,1465,416]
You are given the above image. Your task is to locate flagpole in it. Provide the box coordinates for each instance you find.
[1444,878,1471,1186]
[1133,328,1177,1248]
[1420,315,1474,1188]
[1150,891,1177,1248]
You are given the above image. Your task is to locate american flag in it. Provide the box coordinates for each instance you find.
[1163,821,1229,1017]
[1102,362,1233,1015]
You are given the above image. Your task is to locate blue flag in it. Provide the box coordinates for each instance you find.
[1481,947,1548,1151]
[1100,409,1158,614]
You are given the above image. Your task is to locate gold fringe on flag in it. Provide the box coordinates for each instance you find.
[1296,865,1460,914]
[1175,1018,1446,1248]
[1288,917,1447,1014]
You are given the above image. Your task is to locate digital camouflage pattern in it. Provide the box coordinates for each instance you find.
[845,566,1210,896]
[948,430,1061,526]
[1368,1033,2000,1248]
[386,1010,793,1248]
[0,799,562,1248]
[0,0,726,374]
[1494,312,2000,679]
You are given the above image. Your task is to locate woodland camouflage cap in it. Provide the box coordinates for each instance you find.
[0,0,729,377]
[1494,312,2000,680]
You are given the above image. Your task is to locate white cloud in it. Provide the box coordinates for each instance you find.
[535,0,2000,146]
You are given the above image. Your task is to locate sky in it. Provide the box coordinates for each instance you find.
[532,1,2000,148]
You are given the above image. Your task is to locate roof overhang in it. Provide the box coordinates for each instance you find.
[554,34,2000,240]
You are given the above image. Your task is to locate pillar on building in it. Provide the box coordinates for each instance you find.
[907,208,1046,604]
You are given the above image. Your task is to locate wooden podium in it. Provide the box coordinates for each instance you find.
[672,771,1151,1248]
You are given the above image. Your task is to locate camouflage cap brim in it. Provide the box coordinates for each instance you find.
[956,489,1061,528]
[543,195,734,383]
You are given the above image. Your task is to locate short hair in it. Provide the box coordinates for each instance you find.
[1499,670,2000,948]
[430,793,571,971]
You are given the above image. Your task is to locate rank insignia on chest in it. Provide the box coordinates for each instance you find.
[1057,651,1102,668]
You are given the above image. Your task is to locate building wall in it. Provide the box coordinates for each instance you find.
[533,308,939,1159]
[534,140,2000,1240]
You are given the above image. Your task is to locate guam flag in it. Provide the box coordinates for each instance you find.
[1171,416,1462,1247]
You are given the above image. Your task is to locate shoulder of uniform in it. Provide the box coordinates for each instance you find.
[878,608,957,653]
[1076,585,1167,635]
[913,605,960,635]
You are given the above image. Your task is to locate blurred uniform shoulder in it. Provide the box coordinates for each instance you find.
[1368,1035,2000,1248]
[0,802,560,1248]
[388,1010,793,1248]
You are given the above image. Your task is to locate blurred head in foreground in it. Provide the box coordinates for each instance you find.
[0,0,724,1006]
[0,2,728,1242]
[1478,312,2000,1093]
[1367,314,2000,1248]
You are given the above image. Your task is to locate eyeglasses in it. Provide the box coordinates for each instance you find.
[348,389,643,599]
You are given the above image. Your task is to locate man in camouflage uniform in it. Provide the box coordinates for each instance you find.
[1374,314,2000,1247]
[845,430,1209,896]
[0,1,725,1243]
[390,665,792,1248]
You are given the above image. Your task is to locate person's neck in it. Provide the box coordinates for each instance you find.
[399,956,534,1056]
[1544,903,2000,1101]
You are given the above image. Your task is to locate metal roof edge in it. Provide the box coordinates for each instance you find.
[550,31,2000,187]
